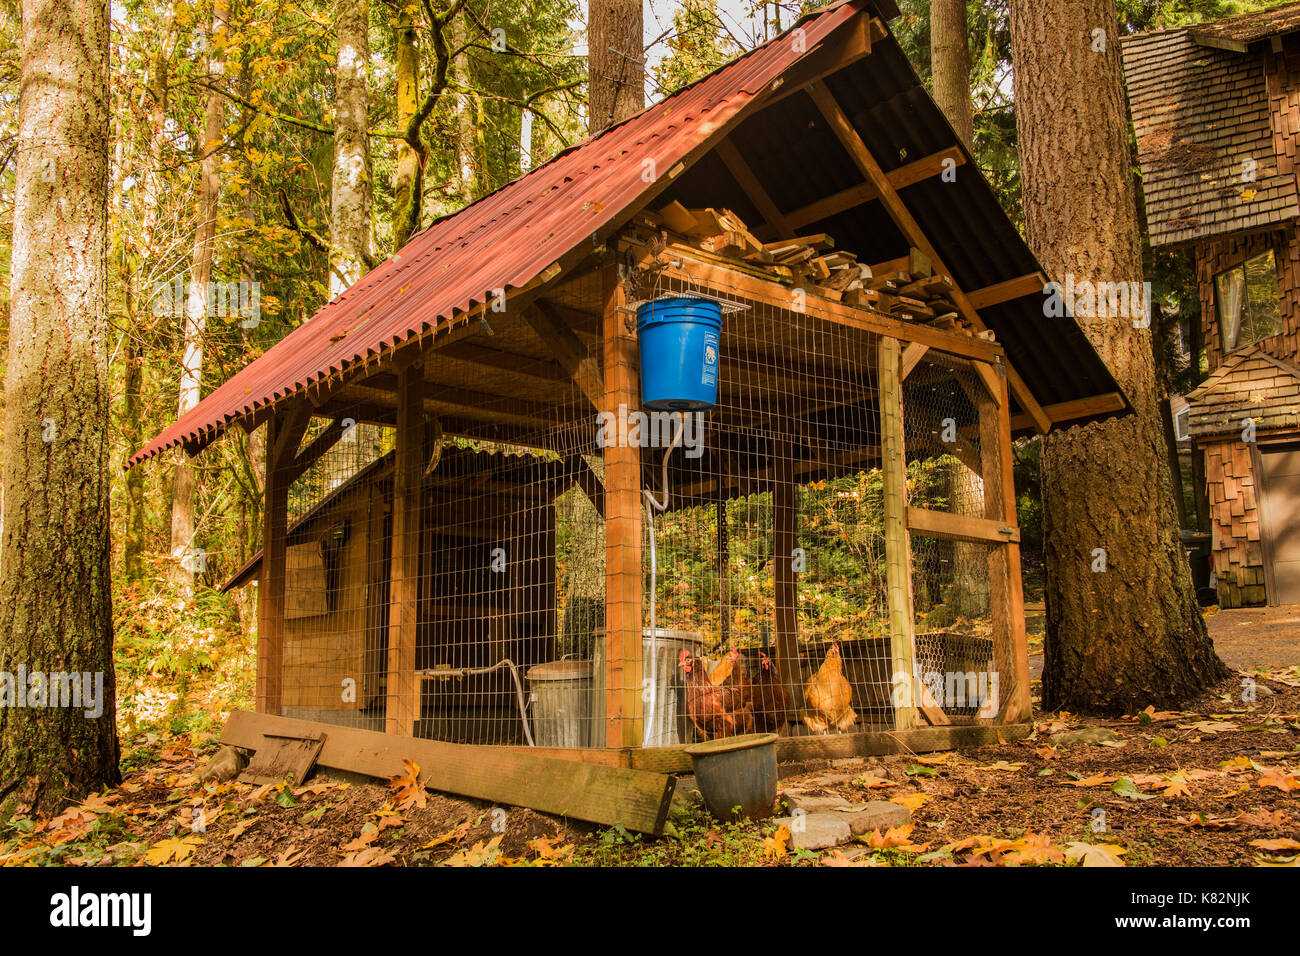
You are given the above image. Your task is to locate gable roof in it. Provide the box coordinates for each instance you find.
[1186,343,1300,437]
[132,0,1124,468]
[1122,25,1299,248]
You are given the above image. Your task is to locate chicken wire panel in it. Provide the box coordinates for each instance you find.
[902,354,1002,722]
[276,416,394,730]
[626,269,899,744]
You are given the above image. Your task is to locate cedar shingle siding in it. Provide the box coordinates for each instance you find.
[1122,28,1298,248]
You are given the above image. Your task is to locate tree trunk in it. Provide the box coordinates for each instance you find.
[0,0,120,818]
[930,0,974,148]
[170,3,225,581]
[452,13,481,203]
[1008,0,1226,714]
[392,9,421,250]
[588,0,644,133]
[946,460,989,617]
[330,0,371,295]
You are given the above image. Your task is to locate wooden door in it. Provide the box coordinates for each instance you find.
[1260,443,1300,605]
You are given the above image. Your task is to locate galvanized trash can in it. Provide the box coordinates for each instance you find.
[592,628,706,747]
[526,659,593,749]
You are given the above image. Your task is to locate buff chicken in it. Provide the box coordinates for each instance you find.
[800,642,857,734]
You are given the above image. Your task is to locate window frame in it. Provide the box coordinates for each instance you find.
[1215,248,1282,354]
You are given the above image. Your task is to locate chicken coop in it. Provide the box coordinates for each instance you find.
[133,0,1128,770]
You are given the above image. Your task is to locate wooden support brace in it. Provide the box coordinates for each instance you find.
[385,358,424,736]
[772,430,801,710]
[257,400,311,714]
[525,299,605,409]
[878,336,919,731]
[601,267,643,749]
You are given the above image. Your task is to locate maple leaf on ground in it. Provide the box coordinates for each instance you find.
[1235,809,1288,828]
[891,793,929,812]
[144,836,203,865]
[371,810,406,832]
[1034,745,1059,761]
[271,847,303,866]
[1159,773,1190,798]
[388,759,427,810]
[982,761,1026,772]
[1173,813,1235,828]
[442,835,503,867]
[342,825,379,852]
[1258,768,1300,793]
[1177,720,1239,734]
[822,849,876,867]
[1000,833,1065,866]
[866,823,930,852]
[762,825,791,860]
[78,792,120,813]
[339,846,397,867]
[1249,837,1300,852]
[527,836,575,865]
[1067,774,1119,788]
[422,821,472,849]
[852,774,896,789]
[1064,841,1127,867]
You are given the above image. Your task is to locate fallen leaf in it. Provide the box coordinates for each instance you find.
[891,793,929,811]
[339,846,397,867]
[144,836,203,866]
[1249,838,1300,852]
[762,825,791,859]
[388,759,427,810]
[442,835,503,867]
[1258,768,1300,793]
[1068,774,1119,788]
[1064,841,1127,867]
[1235,809,1288,828]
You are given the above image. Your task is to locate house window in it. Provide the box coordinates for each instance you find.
[1174,406,1190,442]
[1216,250,1280,351]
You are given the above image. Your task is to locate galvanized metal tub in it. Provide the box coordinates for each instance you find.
[592,628,707,748]
[685,732,779,822]
[525,659,593,749]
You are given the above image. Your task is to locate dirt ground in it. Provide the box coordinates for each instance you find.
[2,608,1297,868]
[1025,603,1300,678]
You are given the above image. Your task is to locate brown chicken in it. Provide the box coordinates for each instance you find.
[800,642,857,734]
[751,651,795,733]
[680,650,754,740]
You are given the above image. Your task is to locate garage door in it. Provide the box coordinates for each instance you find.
[1261,444,1300,604]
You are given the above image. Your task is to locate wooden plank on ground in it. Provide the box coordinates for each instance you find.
[222,711,676,834]
[240,732,325,785]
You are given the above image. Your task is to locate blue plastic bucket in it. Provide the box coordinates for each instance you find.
[636,296,723,410]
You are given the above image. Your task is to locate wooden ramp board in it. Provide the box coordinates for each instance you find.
[240,731,325,785]
[221,711,676,835]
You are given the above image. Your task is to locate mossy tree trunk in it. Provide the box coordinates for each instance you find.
[0,0,121,818]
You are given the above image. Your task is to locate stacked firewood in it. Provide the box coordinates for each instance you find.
[624,201,967,331]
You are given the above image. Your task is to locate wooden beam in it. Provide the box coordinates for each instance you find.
[888,146,966,190]
[652,252,1003,364]
[1009,391,1127,432]
[285,417,348,485]
[222,711,676,835]
[901,342,929,380]
[760,12,884,110]
[906,507,1021,544]
[601,266,643,748]
[257,400,311,714]
[972,360,1004,407]
[806,80,1051,433]
[525,300,604,409]
[966,272,1048,311]
[979,368,1032,725]
[385,358,424,736]
[878,337,918,732]
[716,137,791,235]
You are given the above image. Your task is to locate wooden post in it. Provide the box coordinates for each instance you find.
[878,336,918,731]
[771,430,801,705]
[978,361,1032,724]
[257,403,310,714]
[385,357,424,735]
[601,266,643,748]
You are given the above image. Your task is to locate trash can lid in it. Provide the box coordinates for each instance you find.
[526,660,592,681]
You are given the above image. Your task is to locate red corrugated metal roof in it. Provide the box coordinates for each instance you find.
[128,0,863,468]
